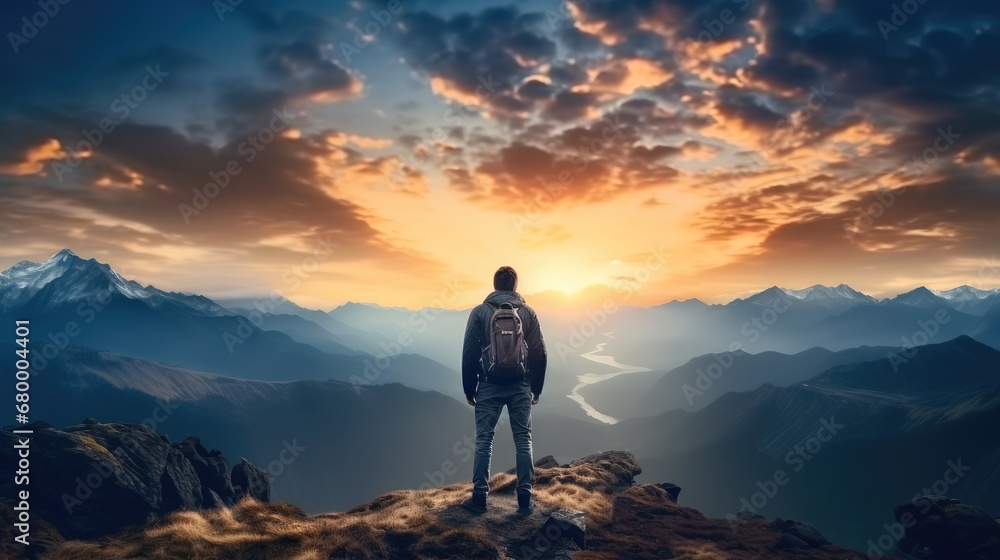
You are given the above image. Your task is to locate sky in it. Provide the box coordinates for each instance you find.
[0,0,998,309]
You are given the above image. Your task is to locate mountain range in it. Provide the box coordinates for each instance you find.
[2,249,999,552]
[0,250,458,396]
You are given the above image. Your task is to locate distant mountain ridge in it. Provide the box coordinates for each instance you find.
[0,249,229,316]
[0,250,458,394]
[4,248,998,552]
[4,249,999,313]
[780,283,877,304]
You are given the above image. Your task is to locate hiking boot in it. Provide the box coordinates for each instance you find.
[517,492,534,515]
[461,493,487,514]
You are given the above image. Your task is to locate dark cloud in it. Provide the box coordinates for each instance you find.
[0,95,435,275]
[543,90,600,122]
[393,6,558,117]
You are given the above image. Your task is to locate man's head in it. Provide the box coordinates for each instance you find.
[493,266,518,291]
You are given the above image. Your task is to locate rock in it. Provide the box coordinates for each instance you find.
[735,510,765,522]
[0,421,201,539]
[656,482,682,503]
[771,518,830,548]
[173,436,236,507]
[895,496,1000,560]
[0,421,269,540]
[534,455,560,469]
[232,457,271,502]
[567,451,642,486]
[894,495,960,522]
[775,533,811,549]
[509,509,586,560]
[205,489,227,509]
[505,455,561,474]
[539,509,586,549]
[0,502,65,560]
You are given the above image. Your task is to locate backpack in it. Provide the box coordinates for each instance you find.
[482,302,528,379]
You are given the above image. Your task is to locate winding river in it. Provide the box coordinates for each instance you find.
[566,333,651,425]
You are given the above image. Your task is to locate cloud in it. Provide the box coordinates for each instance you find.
[393,7,557,118]
[0,138,65,176]
[0,113,441,276]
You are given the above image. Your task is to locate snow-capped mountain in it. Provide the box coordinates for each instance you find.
[931,285,1000,302]
[731,286,792,307]
[886,286,954,308]
[0,249,455,389]
[0,249,228,315]
[780,283,878,305]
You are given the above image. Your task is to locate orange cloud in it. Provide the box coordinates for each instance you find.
[1,138,65,176]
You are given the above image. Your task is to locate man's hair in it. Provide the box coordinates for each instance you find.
[493,266,518,291]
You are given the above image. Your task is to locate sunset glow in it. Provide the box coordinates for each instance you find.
[1,0,997,309]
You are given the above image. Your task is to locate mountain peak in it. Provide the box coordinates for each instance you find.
[659,297,708,309]
[931,285,999,302]
[779,284,875,304]
[889,286,952,307]
[52,248,80,260]
[0,249,228,315]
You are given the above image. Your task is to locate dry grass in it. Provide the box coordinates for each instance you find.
[40,452,888,560]
[74,434,114,461]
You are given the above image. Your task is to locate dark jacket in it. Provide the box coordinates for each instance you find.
[462,290,546,397]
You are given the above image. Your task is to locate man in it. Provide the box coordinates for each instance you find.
[461,266,547,515]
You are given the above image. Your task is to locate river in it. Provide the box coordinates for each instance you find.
[566,334,651,425]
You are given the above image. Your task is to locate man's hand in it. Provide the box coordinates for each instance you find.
[466,394,477,406]
[531,393,539,405]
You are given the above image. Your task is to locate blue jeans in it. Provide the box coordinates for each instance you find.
[472,380,534,499]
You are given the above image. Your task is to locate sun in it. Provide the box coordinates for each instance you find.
[524,266,598,297]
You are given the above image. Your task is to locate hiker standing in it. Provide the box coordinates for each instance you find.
[461,266,547,515]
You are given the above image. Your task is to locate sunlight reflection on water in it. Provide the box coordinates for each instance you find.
[566,335,650,425]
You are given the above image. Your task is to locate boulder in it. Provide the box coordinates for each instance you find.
[232,457,271,502]
[771,518,830,548]
[173,436,236,507]
[0,421,269,540]
[735,510,765,522]
[655,482,682,503]
[775,533,811,549]
[509,508,586,560]
[894,495,960,522]
[540,509,586,548]
[895,496,1000,560]
[567,451,642,486]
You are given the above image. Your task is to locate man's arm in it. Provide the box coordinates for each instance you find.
[461,306,483,400]
[525,308,547,397]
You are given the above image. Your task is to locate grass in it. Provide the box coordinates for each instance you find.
[38,451,894,560]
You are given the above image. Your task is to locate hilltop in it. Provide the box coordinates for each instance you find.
[5,432,889,560]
